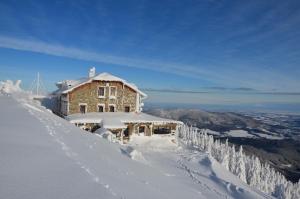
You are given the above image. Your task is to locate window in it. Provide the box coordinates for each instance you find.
[98,105,104,112]
[109,105,115,112]
[79,104,87,114]
[125,106,130,112]
[61,100,68,116]
[109,86,117,98]
[98,87,105,97]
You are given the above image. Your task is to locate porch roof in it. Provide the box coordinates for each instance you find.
[65,112,183,129]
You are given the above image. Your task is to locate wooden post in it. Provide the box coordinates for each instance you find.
[134,123,138,135]
[121,129,124,143]
[150,123,153,136]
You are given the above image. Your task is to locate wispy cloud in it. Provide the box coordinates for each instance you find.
[0,34,299,92]
[0,35,227,82]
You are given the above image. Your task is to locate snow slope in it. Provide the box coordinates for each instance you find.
[0,93,272,199]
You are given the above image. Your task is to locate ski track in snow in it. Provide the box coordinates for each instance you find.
[20,100,118,198]
[176,151,230,199]
[175,148,273,199]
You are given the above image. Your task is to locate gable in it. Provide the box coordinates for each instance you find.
[61,72,147,98]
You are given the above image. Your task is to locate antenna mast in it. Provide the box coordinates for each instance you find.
[36,72,40,96]
[30,72,47,97]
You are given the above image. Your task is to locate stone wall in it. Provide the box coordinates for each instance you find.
[67,80,137,114]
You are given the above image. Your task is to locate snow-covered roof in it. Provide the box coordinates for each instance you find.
[59,72,147,97]
[65,112,182,129]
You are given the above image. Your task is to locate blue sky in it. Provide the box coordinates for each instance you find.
[0,0,300,108]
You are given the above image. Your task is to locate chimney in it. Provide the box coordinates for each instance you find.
[88,67,96,78]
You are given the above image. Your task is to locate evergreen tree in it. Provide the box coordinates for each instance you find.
[236,146,247,183]
[229,145,236,174]
[220,148,229,170]
[220,139,229,170]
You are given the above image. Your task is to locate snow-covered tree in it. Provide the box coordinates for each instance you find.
[220,153,229,170]
[177,124,300,199]
[251,157,262,188]
[235,146,247,183]
[229,145,236,174]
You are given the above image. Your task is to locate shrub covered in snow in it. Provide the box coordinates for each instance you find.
[95,128,117,142]
[0,80,22,94]
[177,125,300,199]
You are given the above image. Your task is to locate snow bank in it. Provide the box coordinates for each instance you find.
[0,80,22,94]
[129,134,177,152]
[94,128,117,142]
[121,146,147,164]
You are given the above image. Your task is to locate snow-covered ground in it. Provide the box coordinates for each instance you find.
[225,130,254,138]
[253,132,283,140]
[204,128,283,140]
[0,91,272,198]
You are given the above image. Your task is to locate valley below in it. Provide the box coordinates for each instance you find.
[145,107,300,183]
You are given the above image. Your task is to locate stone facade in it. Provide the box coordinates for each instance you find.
[67,80,137,115]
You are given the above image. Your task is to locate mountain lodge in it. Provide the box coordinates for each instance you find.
[53,67,182,140]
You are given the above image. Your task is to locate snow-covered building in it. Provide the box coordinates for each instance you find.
[53,67,182,139]
[55,67,147,115]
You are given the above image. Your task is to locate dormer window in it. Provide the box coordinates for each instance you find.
[109,86,117,98]
[98,86,105,98]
